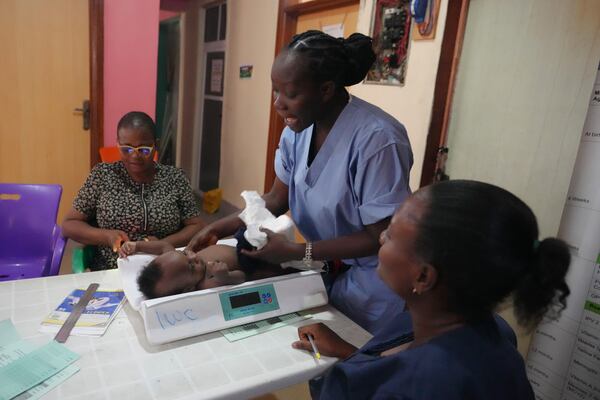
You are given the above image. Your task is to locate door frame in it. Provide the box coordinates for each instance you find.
[89,0,104,167]
[418,0,470,187]
[264,0,359,193]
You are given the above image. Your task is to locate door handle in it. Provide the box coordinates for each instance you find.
[73,100,90,130]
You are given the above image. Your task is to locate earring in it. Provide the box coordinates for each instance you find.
[412,288,417,294]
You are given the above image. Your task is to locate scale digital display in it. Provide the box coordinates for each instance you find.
[219,283,280,321]
[229,292,261,308]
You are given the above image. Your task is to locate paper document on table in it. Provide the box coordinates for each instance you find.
[39,288,125,336]
[0,332,79,400]
[221,312,312,342]
[0,336,79,400]
[0,319,20,346]
[12,365,78,400]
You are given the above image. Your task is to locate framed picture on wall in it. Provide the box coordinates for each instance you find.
[205,52,225,96]
[365,0,412,86]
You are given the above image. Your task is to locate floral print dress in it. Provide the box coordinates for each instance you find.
[73,162,200,270]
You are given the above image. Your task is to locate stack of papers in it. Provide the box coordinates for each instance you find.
[39,288,125,336]
[220,311,312,342]
[0,319,79,400]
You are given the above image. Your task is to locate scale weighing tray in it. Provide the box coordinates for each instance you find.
[118,253,328,345]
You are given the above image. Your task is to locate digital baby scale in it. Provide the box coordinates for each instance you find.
[117,250,328,345]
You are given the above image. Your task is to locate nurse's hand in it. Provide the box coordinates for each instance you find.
[240,228,303,264]
[292,323,357,359]
[187,227,219,252]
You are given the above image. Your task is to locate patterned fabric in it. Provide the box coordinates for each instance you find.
[73,162,200,270]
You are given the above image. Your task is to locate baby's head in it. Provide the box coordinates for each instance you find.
[137,250,206,299]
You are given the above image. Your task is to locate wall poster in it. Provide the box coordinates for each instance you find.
[526,62,600,400]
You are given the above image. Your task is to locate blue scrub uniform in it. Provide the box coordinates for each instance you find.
[312,313,534,400]
[274,96,413,335]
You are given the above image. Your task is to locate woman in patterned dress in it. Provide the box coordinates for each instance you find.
[62,112,204,270]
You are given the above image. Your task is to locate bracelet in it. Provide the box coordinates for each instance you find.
[303,242,313,267]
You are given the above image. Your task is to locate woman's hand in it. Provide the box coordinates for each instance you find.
[118,241,136,258]
[240,228,303,264]
[105,230,129,252]
[186,227,219,252]
[292,323,357,359]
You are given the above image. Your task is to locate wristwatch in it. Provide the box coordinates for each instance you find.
[303,242,313,268]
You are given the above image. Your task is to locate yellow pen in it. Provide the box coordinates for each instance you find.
[307,334,321,359]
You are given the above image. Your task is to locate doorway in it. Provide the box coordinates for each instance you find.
[197,2,227,192]
[155,17,181,167]
[155,1,226,194]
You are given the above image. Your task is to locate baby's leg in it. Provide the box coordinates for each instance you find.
[249,264,298,280]
[198,243,298,281]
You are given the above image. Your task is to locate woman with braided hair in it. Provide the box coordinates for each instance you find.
[188,30,413,335]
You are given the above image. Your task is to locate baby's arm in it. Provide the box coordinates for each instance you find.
[208,261,246,285]
[119,240,175,258]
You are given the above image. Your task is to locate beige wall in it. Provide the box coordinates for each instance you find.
[444,0,600,357]
[352,0,449,190]
[219,0,448,206]
[219,0,279,208]
[445,0,600,240]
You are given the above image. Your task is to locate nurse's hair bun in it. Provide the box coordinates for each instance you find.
[288,30,375,88]
[412,180,570,332]
[341,33,376,86]
[513,237,570,330]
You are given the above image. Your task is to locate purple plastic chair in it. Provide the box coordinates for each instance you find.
[0,183,67,281]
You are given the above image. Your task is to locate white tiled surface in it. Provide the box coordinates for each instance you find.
[0,270,372,400]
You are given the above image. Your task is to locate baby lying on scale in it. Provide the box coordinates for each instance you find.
[119,230,295,299]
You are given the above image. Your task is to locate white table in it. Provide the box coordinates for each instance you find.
[0,270,372,400]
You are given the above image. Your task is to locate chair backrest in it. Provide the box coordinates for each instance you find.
[100,146,158,163]
[99,146,122,163]
[0,183,63,280]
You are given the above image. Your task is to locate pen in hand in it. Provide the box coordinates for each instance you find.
[307,334,321,359]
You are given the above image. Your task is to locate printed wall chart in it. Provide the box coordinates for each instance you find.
[526,63,600,400]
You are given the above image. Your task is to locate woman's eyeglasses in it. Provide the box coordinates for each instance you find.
[118,145,154,158]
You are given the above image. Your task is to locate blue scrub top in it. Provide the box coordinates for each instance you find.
[312,313,534,400]
[275,96,413,335]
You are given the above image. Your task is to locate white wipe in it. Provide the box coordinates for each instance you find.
[238,190,324,271]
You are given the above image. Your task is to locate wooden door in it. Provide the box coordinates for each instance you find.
[0,0,91,222]
[296,4,358,38]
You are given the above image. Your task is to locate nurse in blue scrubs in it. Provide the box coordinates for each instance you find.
[187,30,413,335]
[292,180,571,400]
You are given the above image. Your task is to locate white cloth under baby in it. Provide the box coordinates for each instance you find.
[238,190,324,271]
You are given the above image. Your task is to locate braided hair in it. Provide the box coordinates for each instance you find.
[287,30,375,89]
